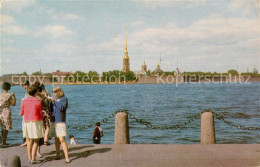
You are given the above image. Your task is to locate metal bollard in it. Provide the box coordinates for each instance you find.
[114,112,130,144]
[200,111,216,144]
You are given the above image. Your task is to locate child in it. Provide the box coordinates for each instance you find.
[92,122,103,144]
[69,135,77,145]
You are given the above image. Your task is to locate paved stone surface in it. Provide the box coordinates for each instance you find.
[0,144,260,167]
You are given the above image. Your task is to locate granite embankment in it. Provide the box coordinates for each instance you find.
[1,144,260,167]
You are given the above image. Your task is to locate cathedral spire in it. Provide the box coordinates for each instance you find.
[125,29,127,49]
[125,28,128,55]
[122,29,130,73]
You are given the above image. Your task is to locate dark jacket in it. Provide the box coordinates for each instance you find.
[93,127,101,144]
[53,96,68,123]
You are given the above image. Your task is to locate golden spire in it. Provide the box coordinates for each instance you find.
[157,61,160,68]
[124,28,129,59]
[144,60,146,64]
[125,29,127,51]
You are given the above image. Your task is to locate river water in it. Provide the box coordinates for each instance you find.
[6,83,260,145]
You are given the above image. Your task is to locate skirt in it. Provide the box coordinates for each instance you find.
[0,108,12,130]
[24,121,44,139]
[54,123,67,137]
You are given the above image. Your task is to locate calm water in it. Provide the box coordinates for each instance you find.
[6,83,260,145]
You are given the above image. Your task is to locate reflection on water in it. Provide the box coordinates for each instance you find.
[6,83,260,144]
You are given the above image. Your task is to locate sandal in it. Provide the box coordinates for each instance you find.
[44,142,50,146]
[31,160,40,164]
[54,157,61,160]
[65,160,71,164]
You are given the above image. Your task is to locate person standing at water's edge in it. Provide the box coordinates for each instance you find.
[0,82,16,146]
[52,86,70,163]
[32,82,45,158]
[22,80,30,98]
[93,122,103,144]
[20,80,30,147]
[20,86,44,164]
[40,84,52,145]
[69,134,77,145]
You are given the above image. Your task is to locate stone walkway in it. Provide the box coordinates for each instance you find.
[0,144,260,167]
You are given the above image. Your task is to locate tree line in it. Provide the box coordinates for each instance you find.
[2,69,259,82]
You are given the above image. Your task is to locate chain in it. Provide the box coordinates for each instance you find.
[212,111,260,130]
[66,110,122,130]
[125,110,209,130]
[66,109,260,131]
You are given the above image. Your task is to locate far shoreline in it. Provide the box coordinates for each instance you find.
[12,80,260,86]
[2,75,260,86]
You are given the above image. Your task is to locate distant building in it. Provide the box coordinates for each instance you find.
[133,60,147,76]
[253,67,258,74]
[174,67,181,76]
[52,70,73,77]
[141,60,147,73]
[152,62,163,75]
[122,30,130,73]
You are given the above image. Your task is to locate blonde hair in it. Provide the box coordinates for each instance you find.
[52,86,65,98]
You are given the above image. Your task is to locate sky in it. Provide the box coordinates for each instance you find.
[0,0,260,75]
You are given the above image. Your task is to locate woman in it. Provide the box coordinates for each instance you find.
[20,80,30,147]
[32,82,45,158]
[20,86,44,164]
[52,86,70,163]
[22,80,30,98]
[40,84,52,145]
[0,82,16,145]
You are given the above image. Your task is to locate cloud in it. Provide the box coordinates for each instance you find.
[130,16,259,49]
[42,42,78,56]
[2,0,36,12]
[2,25,27,35]
[0,14,28,36]
[51,11,81,21]
[188,56,201,61]
[130,21,145,27]
[131,0,206,8]
[228,0,260,16]
[190,17,259,43]
[1,38,13,45]
[44,25,73,37]
[0,14,15,25]
[84,35,124,54]
[62,13,81,20]
[33,25,74,38]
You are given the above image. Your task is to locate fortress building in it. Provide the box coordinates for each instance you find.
[122,30,130,73]
[141,60,147,73]
[153,62,163,75]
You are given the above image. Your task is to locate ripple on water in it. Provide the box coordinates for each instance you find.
[232,112,251,118]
